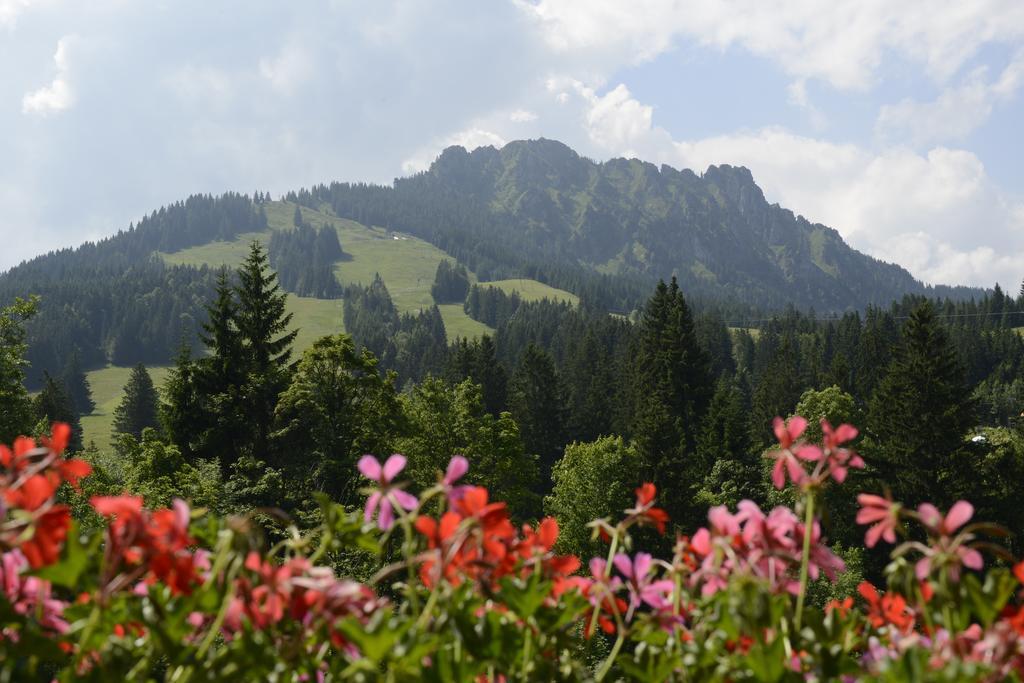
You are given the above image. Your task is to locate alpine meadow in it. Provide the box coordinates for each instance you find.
[3,2,1024,680]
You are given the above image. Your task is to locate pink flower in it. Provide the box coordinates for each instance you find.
[821,421,864,484]
[770,448,806,491]
[914,501,984,582]
[612,552,675,618]
[442,455,469,503]
[857,493,900,547]
[358,454,418,530]
[917,501,973,536]
[774,416,807,449]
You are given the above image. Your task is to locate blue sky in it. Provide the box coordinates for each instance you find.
[2,0,1023,288]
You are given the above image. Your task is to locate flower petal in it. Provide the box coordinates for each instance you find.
[944,501,974,534]
[363,491,381,524]
[382,454,407,482]
[391,488,418,511]
[444,455,469,484]
[357,455,382,481]
[612,553,633,579]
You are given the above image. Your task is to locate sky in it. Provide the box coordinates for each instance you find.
[2,1,1023,289]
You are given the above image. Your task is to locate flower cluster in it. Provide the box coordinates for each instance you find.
[689,500,845,596]
[766,416,863,490]
[5,417,1024,681]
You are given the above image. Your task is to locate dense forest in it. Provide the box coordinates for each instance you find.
[0,140,1021,569]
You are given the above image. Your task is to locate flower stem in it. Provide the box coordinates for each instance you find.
[587,528,620,638]
[794,492,815,631]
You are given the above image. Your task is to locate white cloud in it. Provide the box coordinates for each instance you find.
[509,108,538,122]
[876,51,1024,146]
[258,41,315,92]
[22,36,75,115]
[401,127,507,174]
[550,82,1024,287]
[0,0,37,28]
[518,0,1024,89]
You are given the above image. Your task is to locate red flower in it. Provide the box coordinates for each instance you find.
[859,581,914,633]
[20,505,71,568]
[626,483,670,534]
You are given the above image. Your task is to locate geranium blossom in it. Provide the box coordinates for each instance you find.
[358,454,418,530]
[856,493,900,547]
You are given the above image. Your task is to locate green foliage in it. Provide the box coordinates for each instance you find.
[268,223,344,298]
[33,372,82,451]
[272,334,404,504]
[398,377,539,519]
[0,296,37,444]
[116,429,225,511]
[545,436,638,557]
[508,343,567,480]
[430,259,470,304]
[61,351,95,416]
[629,277,712,529]
[793,385,861,443]
[866,302,976,507]
[111,363,159,439]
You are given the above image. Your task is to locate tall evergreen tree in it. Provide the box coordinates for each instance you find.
[160,341,203,460]
[112,363,160,439]
[508,343,567,483]
[866,302,976,507]
[629,278,713,527]
[0,297,36,444]
[192,270,247,465]
[235,241,297,459]
[61,351,95,416]
[33,372,82,451]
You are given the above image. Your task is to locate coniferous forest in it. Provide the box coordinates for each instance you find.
[4,142,1024,679]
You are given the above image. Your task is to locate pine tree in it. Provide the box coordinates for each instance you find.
[112,363,160,439]
[235,241,297,459]
[866,302,976,507]
[192,269,247,465]
[160,341,203,459]
[61,351,95,416]
[629,278,713,527]
[508,343,567,483]
[0,297,37,444]
[33,372,82,451]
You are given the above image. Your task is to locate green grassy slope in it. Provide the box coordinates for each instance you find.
[80,365,172,450]
[159,201,496,336]
[480,279,579,305]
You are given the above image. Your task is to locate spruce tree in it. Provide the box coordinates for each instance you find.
[160,341,203,459]
[61,351,95,416]
[629,278,713,528]
[866,302,976,507]
[235,241,297,459]
[33,373,82,451]
[508,343,567,483]
[0,297,36,444]
[112,363,160,439]
[192,269,247,465]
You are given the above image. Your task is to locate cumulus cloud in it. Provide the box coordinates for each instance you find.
[401,127,507,174]
[518,0,1024,89]
[22,36,75,115]
[876,51,1024,146]
[509,108,538,122]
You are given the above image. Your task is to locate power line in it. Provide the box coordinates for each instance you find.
[723,309,1024,328]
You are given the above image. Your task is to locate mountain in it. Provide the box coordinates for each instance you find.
[0,139,987,386]
[295,138,979,312]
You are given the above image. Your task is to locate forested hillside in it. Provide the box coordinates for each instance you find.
[290,139,981,311]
